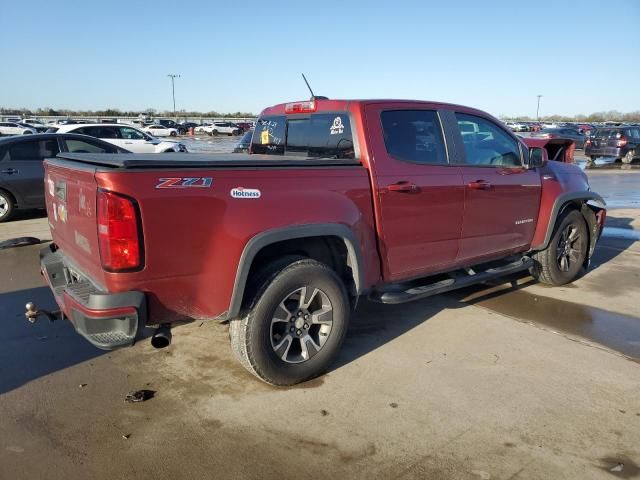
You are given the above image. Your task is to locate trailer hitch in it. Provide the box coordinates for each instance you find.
[25,302,61,324]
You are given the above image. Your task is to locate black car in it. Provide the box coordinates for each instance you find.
[585,126,640,164]
[0,133,129,222]
[233,129,254,153]
[178,121,199,135]
[530,127,587,149]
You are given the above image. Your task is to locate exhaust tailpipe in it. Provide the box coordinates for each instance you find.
[151,325,172,349]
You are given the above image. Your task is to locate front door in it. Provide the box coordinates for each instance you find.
[365,104,465,282]
[1,138,59,207]
[452,112,541,262]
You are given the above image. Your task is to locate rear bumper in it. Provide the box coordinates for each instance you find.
[40,244,146,350]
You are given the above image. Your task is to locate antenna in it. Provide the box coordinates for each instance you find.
[301,73,315,99]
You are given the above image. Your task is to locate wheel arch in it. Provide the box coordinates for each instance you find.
[531,191,606,255]
[0,186,19,208]
[225,224,364,320]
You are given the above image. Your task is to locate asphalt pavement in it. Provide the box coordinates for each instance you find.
[0,169,639,480]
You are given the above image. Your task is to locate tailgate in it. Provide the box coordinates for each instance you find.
[44,159,106,287]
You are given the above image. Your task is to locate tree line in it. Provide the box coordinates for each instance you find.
[0,107,256,118]
[501,110,640,123]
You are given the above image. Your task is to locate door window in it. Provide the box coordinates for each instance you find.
[64,138,118,153]
[455,113,522,167]
[119,127,145,139]
[380,110,447,164]
[7,139,59,161]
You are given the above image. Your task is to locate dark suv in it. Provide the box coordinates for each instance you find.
[585,126,640,164]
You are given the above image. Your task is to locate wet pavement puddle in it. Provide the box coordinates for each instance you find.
[602,227,640,241]
[456,286,640,360]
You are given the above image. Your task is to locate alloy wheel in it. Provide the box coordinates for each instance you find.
[556,224,583,272]
[270,286,333,364]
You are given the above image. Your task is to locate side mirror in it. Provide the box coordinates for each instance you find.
[528,147,545,168]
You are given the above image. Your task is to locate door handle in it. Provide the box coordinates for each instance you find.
[0,168,18,174]
[468,180,492,190]
[387,182,419,193]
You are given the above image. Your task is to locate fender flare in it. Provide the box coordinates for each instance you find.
[224,224,364,320]
[531,191,606,251]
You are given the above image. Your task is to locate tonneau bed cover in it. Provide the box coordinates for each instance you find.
[53,152,362,169]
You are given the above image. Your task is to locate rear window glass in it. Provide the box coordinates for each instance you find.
[252,113,354,159]
[381,110,447,165]
[625,128,640,139]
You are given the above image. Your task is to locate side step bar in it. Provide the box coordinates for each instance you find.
[371,256,533,305]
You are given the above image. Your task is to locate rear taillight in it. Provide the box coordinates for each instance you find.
[585,138,591,146]
[616,135,628,147]
[97,190,142,271]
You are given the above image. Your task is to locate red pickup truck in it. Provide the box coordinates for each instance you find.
[34,98,606,385]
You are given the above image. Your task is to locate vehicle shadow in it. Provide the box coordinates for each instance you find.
[588,216,637,273]
[9,209,47,221]
[331,230,637,374]
[0,285,106,395]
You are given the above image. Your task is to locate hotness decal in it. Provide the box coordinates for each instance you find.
[230,187,261,199]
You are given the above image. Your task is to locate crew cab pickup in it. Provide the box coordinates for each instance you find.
[34,98,606,386]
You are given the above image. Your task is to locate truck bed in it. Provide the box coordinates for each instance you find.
[56,152,361,169]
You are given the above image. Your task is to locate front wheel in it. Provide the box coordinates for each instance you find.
[230,258,350,386]
[170,131,177,137]
[531,209,588,285]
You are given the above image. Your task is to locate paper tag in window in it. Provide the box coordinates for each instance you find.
[261,130,269,144]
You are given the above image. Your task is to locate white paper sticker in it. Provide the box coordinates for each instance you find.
[330,116,344,135]
[230,187,261,199]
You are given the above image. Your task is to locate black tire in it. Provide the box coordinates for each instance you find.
[530,209,588,286]
[0,189,15,223]
[170,131,177,137]
[229,258,350,386]
[589,156,597,163]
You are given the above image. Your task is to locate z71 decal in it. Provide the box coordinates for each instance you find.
[156,177,213,189]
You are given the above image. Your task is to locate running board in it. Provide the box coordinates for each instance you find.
[371,256,533,305]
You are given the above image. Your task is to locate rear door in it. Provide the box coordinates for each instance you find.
[451,112,541,262]
[0,138,59,207]
[365,104,464,281]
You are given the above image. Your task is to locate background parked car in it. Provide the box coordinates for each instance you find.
[21,119,48,132]
[0,133,129,222]
[143,124,179,137]
[0,122,37,136]
[51,124,188,153]
[530,127,587,148]
[233,122,253,133]
[202,122,241,136]
[178,121,199,134]
[585,126,640,164]
[233,129,253,153]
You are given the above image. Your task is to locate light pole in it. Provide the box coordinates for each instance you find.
[168,74,180,120]
[536,94,543,121]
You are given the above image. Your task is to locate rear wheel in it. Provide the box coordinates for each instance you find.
[170,131,177,137]
[0,189,15,222]
[230,258,350,386]
[531,209,588,285]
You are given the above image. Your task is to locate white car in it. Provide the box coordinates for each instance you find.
[0,121,37,136]
[201,122,241,136]
[53,124,188,153]
[505,121,527,132]
[143,124,179,137]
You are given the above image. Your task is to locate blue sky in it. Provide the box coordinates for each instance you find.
[2,0,639,117]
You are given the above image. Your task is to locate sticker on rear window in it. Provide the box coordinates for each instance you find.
[330,117,344,135]
[261,130,269,144]
[230,187,261,199]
